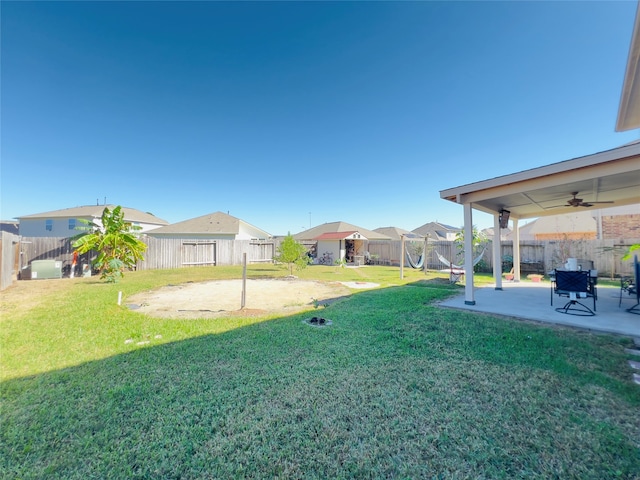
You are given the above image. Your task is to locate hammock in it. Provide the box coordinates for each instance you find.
[405,250,424,269]
[435,246,486,270]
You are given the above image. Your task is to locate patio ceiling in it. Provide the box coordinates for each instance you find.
[439,141,640,220]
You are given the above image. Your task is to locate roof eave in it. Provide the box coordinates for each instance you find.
[617,2,640,131]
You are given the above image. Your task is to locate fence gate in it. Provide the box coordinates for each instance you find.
[181,241,216,267]
[250,241,275,263]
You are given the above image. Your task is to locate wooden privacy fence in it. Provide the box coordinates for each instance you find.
[497,239,640,278]
[13,236,89,279]
[13,237,277,275]
[0,232,21,290]
[136,237,277,270]
[368,238,639,278]
[9,236,638,281]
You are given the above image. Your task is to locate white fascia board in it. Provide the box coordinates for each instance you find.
[440,143,640,202]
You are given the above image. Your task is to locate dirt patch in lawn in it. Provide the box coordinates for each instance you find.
[127,278,352,319]
[1,278,76,318]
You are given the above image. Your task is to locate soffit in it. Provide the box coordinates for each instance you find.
[440,142,640,220]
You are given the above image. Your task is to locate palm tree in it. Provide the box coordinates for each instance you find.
[73,206,147,282]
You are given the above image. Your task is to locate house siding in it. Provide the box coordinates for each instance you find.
[19,217,165,237]
[602,213,640,240]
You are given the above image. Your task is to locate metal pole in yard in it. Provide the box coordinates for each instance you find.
[424,234,429,275]
[241,253,247,309]
[400,234,405,279]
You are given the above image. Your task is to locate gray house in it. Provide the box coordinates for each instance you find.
[17,205,168,237]
[412,221,460,241]
[374,226,423,241]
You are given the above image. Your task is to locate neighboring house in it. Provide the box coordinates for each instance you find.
[145,211,271,240]
[294,221,391,265]
[412,221,460,241]
[17,205,169,237]
[481,227,512,241]
[505,205,640,241]
[526,212,597,240]
[373,226,423,241]
[596,204,640,239]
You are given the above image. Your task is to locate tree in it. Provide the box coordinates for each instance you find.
[454,225,486,253]
[622,243,639,261]
[274,234,309,276]
[73,205,147,282]
[454,225,488,272]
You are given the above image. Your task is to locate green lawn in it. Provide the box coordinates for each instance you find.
[1,265,639,479]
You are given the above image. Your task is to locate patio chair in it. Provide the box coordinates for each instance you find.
[619,276,635,306]
[624,255,640,315]
[503,267,515,281]
[551,269,596,316]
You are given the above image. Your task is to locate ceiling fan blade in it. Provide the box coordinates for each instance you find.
[544,204,572,209]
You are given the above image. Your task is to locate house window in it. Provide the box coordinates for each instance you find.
[69,219,76,230]
[45,219,53,231]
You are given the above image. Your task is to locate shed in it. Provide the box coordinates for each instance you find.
[295,221,391,265]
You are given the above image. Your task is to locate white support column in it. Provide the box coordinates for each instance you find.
[512,218,521,282]
[463,203,475,305]
[493,212,503,290]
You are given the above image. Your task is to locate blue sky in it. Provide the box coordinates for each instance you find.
[2,1,638,235]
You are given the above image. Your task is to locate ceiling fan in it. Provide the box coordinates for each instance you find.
[560,192,614,208]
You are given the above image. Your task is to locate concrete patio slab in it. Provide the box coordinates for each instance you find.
[438,281,640,337]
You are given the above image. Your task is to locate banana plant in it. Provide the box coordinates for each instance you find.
[73,206,147,282]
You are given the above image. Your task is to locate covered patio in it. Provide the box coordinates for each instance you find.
[439,6,640,311]
[439,282,640,337]
[439,141,640,306]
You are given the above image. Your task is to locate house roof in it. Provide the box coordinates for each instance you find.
[294,221,391,241]
[481,227,511,239]
[617,2,640,131]
[374,226,423,241]
[412,221,460,240]
[440,141,640,220]
[145,211,271,237]
[17,205,168,225]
